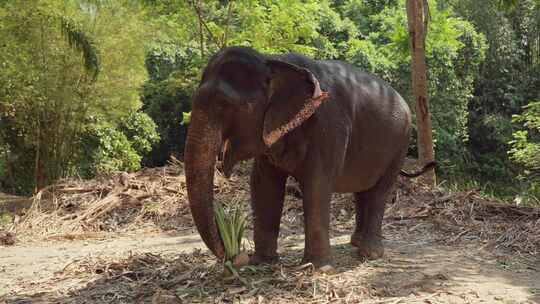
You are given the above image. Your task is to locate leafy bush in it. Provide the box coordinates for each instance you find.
[80,112,159,177]
[0,0,151,193]
[508,101,540,204]
[81,123,141,176]
[120,112,160,156]
[140,46,199,166]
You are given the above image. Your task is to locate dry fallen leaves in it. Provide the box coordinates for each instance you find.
[0,230,15,246]
[2,159,539,303]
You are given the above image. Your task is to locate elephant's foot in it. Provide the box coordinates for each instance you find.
[301,254,335,274]
[351,234,384,260]
[249,253,279,265]
[316,264,337,274]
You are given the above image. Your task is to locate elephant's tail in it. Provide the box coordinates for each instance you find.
[399,161,437,178]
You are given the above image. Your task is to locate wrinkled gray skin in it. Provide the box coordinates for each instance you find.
[185,46,414,269]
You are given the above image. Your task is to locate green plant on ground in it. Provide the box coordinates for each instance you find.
[214,200,249,280]
[0,212,12,228]
[214,201,247,261]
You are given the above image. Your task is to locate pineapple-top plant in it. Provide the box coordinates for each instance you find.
[214,200,249,275]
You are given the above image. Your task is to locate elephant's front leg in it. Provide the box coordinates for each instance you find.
[250,158,287,264]
[301,176,333,268]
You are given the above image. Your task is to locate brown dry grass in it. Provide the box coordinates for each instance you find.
[11,158,252,241]
[2,160,539,303]
[389,178,540,255]
[7,158,540,254]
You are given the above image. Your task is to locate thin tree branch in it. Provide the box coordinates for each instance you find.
[189,0,221,48]
[197,6,205,57]
[222,1,235,48]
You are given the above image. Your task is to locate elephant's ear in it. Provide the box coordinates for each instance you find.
[262,59,329,147]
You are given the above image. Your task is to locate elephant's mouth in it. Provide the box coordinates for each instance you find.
[216,139,235,178]
[217,139,236,178]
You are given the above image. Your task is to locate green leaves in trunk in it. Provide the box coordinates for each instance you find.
[182,112,191,126]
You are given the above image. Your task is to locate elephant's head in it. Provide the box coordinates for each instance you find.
[184,47,328,259]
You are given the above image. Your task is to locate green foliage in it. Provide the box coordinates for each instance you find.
[142,0,485,176]
[336,0,487,176]
[140,45,199,166]
[60,17,100,80]
[81,121,142,176]
[446,0,540,194]
[0,212,12,228]
[120,112,160,157]
[182,112,191,126]
[0,0,152,193]
[79,111,159,177]
[214,202,247,261]
[509,101,540,203]
[231,1,321,56]
[509,130,540,169]
[0,0,538,202]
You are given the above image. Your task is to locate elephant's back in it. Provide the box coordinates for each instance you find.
[318,59,410,120]
[277,54,411,129]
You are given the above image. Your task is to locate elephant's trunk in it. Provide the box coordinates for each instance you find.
[184,104,225,259]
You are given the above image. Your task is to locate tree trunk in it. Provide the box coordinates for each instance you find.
[406,0,436,186]
[34,122,46,194]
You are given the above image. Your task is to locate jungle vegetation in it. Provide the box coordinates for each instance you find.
[0,0,539,205]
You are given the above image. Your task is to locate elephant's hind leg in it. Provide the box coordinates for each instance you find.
[351,152,405,260]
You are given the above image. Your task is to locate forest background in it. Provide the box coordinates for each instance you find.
[0,0,539,205]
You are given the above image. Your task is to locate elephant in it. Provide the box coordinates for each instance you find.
[184,46,435,269]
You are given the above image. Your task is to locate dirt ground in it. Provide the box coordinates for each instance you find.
[1,163,539,303]
[1,222,539,303]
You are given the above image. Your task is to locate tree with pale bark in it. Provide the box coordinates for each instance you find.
[406,0,436,186]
